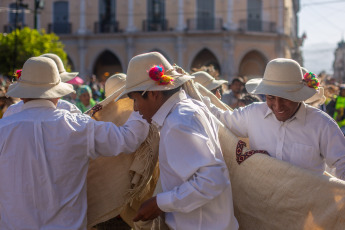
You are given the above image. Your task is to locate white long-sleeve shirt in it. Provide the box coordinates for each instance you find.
[207,99,345,180]
[153,90,238,230]
[3,99,81,118]
[0,99,149,229]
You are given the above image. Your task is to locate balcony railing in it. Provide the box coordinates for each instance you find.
[187,18,223,31]
[94,21,119,33]
[3,24,26,33]
[142,19,168,32]
[239,19,276,33]
[48,22,72,34]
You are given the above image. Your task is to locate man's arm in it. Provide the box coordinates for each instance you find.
[89,111,150,158]
[202,95,249,138]
[322,118,345,180]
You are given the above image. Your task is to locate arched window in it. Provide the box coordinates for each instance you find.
[191,48,221,76]
[93,50,123,82]
[238,50,267,79]
[146,0,166,31]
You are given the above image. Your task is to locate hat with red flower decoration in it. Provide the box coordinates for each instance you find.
[245,58,318,102]
[115,52,193,101]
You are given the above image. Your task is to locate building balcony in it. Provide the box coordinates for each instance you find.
[239,19,276,33]
[142,19,168,32]
[48,22,72,34]
[186,18,223,31]
[94,21,119,33]
[3,24,27,33]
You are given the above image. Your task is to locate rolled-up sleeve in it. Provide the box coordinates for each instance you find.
[89,111,149,158]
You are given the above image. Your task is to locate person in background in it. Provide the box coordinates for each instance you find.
[0,57,149,229]
[3,53,81,117]
[76,85,97,113]
[119,52,238,230]
[237,94,262,107]
[222,77,244,109]
[333,84,345,135]
[191,71,228,100]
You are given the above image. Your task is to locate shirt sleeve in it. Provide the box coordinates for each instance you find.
[3,102,22,118]
[88,111,149,158]
[156,116,230,213]
[57,99,82,114]
[321,118,345,180]
[201,95,249,138]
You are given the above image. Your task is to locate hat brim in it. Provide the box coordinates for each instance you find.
[246,78,317,102]
[204,79,228,91]
[60,72,79,82]
[6,81,74,98]
[115,74,194,102]
[305,87,326,105]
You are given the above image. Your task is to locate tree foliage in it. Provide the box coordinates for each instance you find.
[0,27,68,77]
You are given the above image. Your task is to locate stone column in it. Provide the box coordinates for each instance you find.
[175,36,184,67]
[126,0,137,32]
[78,0,87,34]
[78,38,86,79]
[176,0,185,31]
[222,35,234,81]
[126,36,134,69]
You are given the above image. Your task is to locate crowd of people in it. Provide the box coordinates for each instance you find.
[0,52,344,230]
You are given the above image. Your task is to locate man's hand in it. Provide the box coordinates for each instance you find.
[133,196,163,222]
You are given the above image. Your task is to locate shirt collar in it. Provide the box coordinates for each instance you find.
[22,99,57,111]
[264,102,307,125]
[151,89,187,129]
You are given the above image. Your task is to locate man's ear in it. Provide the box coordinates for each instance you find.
[149,91,162,101]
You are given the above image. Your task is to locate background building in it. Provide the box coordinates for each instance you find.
[333,40,345,84]
[1,0,303,82]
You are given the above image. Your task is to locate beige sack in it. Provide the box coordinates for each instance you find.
[185,80,345,230]
[86,97,160,229]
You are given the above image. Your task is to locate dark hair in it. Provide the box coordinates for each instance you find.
[239,94,262,106]
[133,86,182,99]
[211,86,223,95]
[230,77,244,85]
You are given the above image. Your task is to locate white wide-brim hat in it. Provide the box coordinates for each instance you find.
[305,87,326,105]
[6,57,74,98]
[245,58,317,102]
[93,73,127,109]
[116,52,193,100]
[40,53,78,82]
[191,71,228,91]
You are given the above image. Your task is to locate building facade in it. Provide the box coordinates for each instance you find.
[0,0,302,82]
[333,40,345,84]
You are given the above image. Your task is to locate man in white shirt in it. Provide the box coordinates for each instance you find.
[0,57,149,229]
[3,53,81,117]
[211,58,345,180]
[115,52,238,230]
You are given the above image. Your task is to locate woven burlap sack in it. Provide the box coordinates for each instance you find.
[86,97,160,229]
[185,80,345,230]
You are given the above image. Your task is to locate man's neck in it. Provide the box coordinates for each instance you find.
[22,98,59,106]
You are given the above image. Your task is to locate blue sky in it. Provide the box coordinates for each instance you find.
[299,0,345,75]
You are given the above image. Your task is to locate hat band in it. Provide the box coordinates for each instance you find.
[262,78,305,92]
[263,78,303,85]
[18,78,61,87]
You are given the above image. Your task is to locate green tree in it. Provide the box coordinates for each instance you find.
[0,27,68,77]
